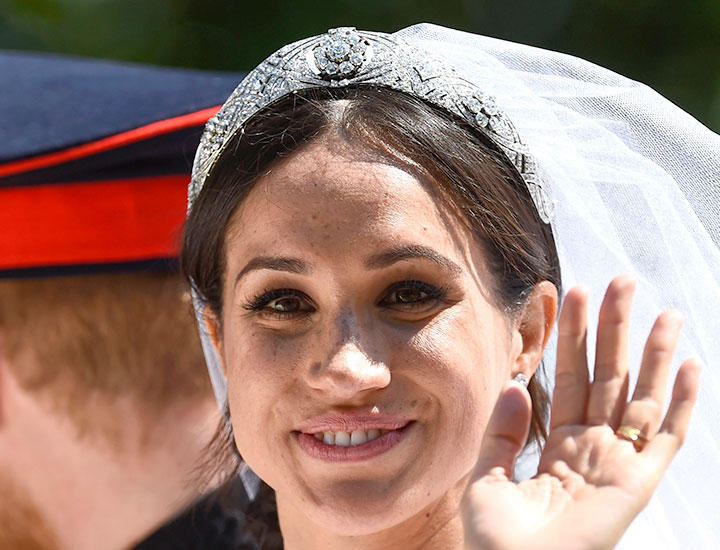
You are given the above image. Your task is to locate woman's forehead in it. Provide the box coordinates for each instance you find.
[225,140,476,270]
[261,139,427,199]
[236,143,441,229]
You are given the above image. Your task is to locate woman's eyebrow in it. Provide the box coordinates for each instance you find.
[365,245,462,274]
[235,256,308,286]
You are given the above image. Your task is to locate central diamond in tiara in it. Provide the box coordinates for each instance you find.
[311,27,369,80]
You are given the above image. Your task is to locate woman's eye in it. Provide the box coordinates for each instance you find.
[244,289,314,318]
[395,286,428,303]
[379,280,446,310]
[267,295,303,312]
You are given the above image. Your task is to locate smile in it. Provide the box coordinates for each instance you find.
[295,421,414,462]
[312,429,389,446]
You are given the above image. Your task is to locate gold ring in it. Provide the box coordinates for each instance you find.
[615,425,648,452]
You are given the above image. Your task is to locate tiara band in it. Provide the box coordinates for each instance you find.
[189,27,553,223]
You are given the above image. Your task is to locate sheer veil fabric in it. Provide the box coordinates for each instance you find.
[193,23,720,549]
[394,23,720,550]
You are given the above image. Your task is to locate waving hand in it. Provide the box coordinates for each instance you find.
[462,275,702,550]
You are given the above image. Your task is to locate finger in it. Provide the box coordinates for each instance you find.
[586,274,635,427]
[620,310,683,438]
[551,285,590,429]
[471,381,532,483]
[645,358,702,470]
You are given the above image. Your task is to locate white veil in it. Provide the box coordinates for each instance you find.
[392,23,719,550]
[192,23,720,549]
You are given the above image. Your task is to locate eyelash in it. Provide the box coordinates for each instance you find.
[244,288,313,318]
[243,280,449,319]
[377,280,449,309]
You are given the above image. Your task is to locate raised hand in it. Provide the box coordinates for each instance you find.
[462,275,702,550]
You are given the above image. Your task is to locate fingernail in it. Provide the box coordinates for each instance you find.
[666,309,684,327]
[575,285,589,297]
[621,273,638,287]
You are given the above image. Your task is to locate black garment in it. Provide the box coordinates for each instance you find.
[131,478,282,550]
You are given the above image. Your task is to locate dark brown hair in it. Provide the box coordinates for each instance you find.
[183,86,561,445]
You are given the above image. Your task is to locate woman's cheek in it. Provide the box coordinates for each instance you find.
[224,327,296,418]
[404,307,505,450]
[227,321,308,375]
[404,304,494,386]
[223,334,299,481]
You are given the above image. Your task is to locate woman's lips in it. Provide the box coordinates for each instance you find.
[295,412,416,462]
[295,421,415,462]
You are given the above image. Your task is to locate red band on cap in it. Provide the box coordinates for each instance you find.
[0,175,189,269]
[0,106,221,179]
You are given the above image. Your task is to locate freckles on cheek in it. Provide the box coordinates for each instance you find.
[224,329,309,402]
[409,311,492,381]
[224,333,305,462]
[408,312,498,419]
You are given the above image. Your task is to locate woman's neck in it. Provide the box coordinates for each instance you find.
[276,477,467,550]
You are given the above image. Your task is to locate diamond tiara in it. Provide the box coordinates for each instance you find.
[189,27,553,223]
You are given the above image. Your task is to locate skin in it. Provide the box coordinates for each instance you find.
[0,356,221,550]
[209,135,700,549]
[464,282,701,550]
[0,470,57,550]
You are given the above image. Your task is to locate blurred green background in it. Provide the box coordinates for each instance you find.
[1,0,719,131]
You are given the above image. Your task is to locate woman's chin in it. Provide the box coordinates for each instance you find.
[278,472,458,538]
[292,487,426,536]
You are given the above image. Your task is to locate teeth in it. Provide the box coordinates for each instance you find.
[334,431,351,446]
[350,430,368,445]
[313,428,390,447]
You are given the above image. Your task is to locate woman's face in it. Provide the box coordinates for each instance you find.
[215,137,526,534]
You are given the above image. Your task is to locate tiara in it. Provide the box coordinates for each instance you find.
[189,27,553,223]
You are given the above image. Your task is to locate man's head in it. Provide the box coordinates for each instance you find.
[0,271,216,549]
[0,49,243,549]
[0,271,210,437]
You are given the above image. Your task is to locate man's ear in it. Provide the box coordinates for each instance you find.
[0,354,18,434]
[0,358,5,430]
[512,281,558,378]
[203,306,227,377]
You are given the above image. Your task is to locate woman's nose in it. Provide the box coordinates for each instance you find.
[307,341,391,400]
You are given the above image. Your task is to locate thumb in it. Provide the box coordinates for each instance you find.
[471,380,532,483]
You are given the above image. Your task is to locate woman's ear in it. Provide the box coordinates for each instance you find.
[203,306,227,376]
[512,281,558,378]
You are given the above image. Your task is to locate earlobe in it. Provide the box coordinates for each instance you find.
[513,281,558,378]
[202,307,227,377]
